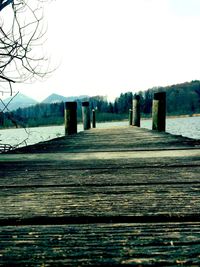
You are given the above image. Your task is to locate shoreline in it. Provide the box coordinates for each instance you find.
[1,113,200,130]
[166,113,200,119]
[142,113,200,120]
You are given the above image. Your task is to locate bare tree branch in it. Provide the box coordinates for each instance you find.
[0,0,51,152]
[0,0,50,95]
[0,0,13,12]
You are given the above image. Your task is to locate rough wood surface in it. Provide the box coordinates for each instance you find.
[0,166,200,187]
[1,223,200,266]
[0,184,200,221]
[5,127,200,153]
[1,126,200,266]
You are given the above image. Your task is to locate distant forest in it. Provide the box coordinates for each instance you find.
[1,80,200,128]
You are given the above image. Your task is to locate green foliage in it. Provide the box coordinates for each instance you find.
[114,92,133,113]
[95,112,127,122]
[137,80,200,116]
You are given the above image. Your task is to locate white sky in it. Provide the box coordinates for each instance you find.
[12,0,200,101]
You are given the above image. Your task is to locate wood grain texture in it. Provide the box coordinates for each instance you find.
[1,126,200,266]
[0,183,200,221]
[1,223,200,266]
[0,166,200,187]
[4,127,200,154]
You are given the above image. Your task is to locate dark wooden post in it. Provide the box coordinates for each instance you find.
[82,101,91,130]
[0,112,4,126]
[132,95,140,127]
[129,109,133,125]
[64,102,77,135]
[92,109,96,128]
[152,92,166,131]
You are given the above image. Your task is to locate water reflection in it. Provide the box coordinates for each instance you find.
[141,116,200,140]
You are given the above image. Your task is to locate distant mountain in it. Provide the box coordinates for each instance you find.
[0,93,38,111]
[0,92,90,112]
[66,95,89,101]
[42,93,68,104]
[42,93,89,104]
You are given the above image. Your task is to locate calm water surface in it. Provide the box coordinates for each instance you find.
[0,116,200,148]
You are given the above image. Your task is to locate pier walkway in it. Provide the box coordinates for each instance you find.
[1,126,200,266]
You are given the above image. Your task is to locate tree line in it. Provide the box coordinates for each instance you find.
[138,80,200,116]
[1,80,200,128]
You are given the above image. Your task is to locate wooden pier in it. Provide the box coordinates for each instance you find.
[1,126,200,266]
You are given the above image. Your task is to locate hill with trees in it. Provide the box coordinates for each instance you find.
[137,80,200,116]
[1,80,200,128]
[42,94,89,104]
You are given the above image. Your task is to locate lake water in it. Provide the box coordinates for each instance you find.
[0,116,200,149]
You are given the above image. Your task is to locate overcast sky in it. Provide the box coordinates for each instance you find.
[14,0,200,101]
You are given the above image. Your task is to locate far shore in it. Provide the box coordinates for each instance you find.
[1,113,200,130]
[141,113,200,120]
[166,113,200,119]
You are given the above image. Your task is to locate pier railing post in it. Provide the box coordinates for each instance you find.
[129,109,133,126]
[132,95,140,127]
[0,112,4,126]
[152,92,166,131]
[64,102,77,135]
[82,101,91,130]
[92,109,96,128]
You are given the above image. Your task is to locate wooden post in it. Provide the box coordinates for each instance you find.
[92,109,96,128]
[152,92,166,131]
[129,109,133,126]
[64,102,77,135]
[132,95,140,127]
[82,101,91,130]
[0,112,4,126]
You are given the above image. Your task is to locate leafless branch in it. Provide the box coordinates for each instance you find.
[0,0,50,95]
[0,0,51,152]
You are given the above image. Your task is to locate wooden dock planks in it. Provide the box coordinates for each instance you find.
[0,126,200,266]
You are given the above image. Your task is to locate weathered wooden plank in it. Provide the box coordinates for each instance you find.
[1,151,200,173]
[5,127,200,154]
[1,222,200,266]
[0,166,200,187]
[1,126,200,266]
[1,148,200,161]
[0,184,200,220]
[7,141,200,153]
